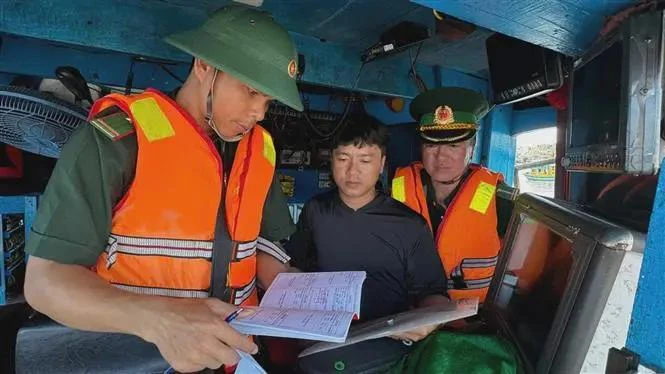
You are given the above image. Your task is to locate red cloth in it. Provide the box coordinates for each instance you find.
[0,145,23,179]
[263,337,300,366]
[545,82,569,110]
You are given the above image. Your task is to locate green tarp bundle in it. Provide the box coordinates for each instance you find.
[390,331,522,374]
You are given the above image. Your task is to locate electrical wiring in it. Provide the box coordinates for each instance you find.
[300,62,366,140]
[408,42,428,93]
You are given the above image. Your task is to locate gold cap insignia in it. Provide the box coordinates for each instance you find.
[287,59,298,78]
[434,105,454,125]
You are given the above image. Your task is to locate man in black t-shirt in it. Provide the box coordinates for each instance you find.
[286,116,449,343]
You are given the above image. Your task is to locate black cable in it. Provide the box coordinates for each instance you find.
[125,59,135,95]
[410,41,423,69]
[408,42,427,92]
[87,85,103,95]
[300,62,366,140]
[301,95,353,140]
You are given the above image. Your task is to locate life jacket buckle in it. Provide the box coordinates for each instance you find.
[451,266,467,289]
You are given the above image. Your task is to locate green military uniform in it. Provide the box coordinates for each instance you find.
[409,87,518,238]
[27,5,303,266]
[26,115,295,265]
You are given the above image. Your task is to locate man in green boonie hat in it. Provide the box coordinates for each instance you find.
[392,87,516,308]
[24,5,300,373]
[164,3,303,141]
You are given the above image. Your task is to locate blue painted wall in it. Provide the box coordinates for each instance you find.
[363,66,487,126]
[626,161,665,372]
[299,92,351,114]
[0,35,188,91]
[364,97,414,125]
[0,73,16,85]
[440,69,488,92]
[512,107,558,135]
[385,124,421,178]
[483,105,516,186]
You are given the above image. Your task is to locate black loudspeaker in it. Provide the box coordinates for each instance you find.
[486,33,564,105]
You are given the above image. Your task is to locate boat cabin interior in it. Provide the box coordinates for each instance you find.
[0,0,663,373]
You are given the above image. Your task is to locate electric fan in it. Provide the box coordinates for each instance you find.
[0,85,88,158]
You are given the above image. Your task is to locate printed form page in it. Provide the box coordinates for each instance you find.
[231,308,354,342]
[260,271,366,316]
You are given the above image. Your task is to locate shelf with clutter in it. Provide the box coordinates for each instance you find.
[0,195,38,306]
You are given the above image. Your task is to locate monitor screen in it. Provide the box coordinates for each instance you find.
[570,41,623,148]
[495,215,574,369]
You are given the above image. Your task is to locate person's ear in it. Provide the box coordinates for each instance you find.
[192,58,214,84]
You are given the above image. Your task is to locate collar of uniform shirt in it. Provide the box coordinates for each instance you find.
[422,168,472,209]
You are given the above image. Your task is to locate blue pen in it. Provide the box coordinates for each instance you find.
[225,307,244,323]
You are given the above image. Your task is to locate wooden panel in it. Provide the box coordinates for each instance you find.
[419,29,493,76]
[0,0,434,98]
[412,0,636,56]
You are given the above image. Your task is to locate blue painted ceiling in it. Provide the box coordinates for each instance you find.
[183,0,635,75]
[414,0,636,56]
[0,0,637,88]
[230,0,633,73]
[171,0,508,76]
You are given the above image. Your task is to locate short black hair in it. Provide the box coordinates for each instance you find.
[332,115,388,155]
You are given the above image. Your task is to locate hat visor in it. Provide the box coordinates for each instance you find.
[165,29,303,112]
[419,129,476,144]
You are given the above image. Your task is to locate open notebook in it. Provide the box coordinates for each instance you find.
[230,271,366,343]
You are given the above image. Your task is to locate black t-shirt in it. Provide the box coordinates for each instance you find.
[286,189,447,321]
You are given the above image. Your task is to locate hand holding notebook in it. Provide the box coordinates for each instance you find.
[297,297,480,357]
[230,271,366,343]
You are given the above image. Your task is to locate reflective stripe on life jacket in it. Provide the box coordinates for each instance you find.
[392,162,503,302]
[90,89,274,306]
[447,256,499,291]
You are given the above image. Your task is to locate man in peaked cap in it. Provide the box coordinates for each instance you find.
[25,5,300,372]
[392,87,516,306]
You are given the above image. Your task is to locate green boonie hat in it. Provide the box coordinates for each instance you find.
[164,5,303,111]
[410,87,490,144]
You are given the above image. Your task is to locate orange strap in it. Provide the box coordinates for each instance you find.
[392,162,432,230]
[226,126,276,242]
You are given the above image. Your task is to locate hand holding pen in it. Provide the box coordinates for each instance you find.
[158,300,256,374]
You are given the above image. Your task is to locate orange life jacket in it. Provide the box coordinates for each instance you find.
[90,89,275,306]
[508,218,572,296]
[392,162,503,302]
